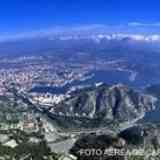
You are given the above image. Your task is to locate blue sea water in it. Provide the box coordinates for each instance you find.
[30,69,159,94]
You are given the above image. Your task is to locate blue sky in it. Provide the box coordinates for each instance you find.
[0,0,160,34]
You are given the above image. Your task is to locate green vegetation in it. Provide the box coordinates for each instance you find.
[0,130,59,160]
[128,156,145,160]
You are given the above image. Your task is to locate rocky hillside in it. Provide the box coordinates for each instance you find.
[51,84,157,129]
[70,123,160,160]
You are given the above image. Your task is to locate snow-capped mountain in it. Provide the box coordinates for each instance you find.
[55,33,160,43]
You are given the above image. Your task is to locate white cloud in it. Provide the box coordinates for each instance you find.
[1,23,160,42]
[128,22,160,27]
[128,22,144,26]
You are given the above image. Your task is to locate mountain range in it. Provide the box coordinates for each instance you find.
[50,84,157,129]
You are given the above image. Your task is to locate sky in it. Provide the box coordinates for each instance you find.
[0,0,160,34]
